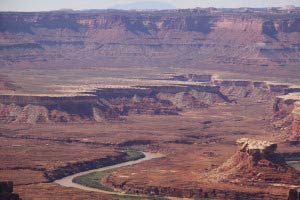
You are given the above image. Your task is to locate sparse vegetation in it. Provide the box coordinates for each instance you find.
[125,150,145,161]
[73,168,116,191]
[73,150,144,191]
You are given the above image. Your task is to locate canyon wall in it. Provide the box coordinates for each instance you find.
[0,84,230,123]
[0,9,300,67]
[213,80,289,100]
[97,85,230,115]
[273,97,300,140]
[209,138,300,185]
[211,79,300,140]
[0,95,118,123]
[1,75,299,141]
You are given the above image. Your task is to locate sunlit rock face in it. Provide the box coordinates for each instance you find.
[0,95,118,123]
[208,138,300,186]
[0,9,300,67]
[237,138,277,156]
[0,84,231,123]
[273,97,300,141]
[291,102,300,140]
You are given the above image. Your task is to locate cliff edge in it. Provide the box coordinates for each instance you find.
[208,138,300,186]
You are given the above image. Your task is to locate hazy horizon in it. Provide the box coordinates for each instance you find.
[1,0,300,12]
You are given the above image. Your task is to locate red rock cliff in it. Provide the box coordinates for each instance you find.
[1,10,300,67]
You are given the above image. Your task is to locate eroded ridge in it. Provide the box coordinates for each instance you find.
[1,74,300,141]
[209,138,300,186]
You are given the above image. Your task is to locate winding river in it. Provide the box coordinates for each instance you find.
[55,152,300,199]
[55,152,164,196]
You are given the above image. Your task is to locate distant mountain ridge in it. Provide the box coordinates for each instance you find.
[111,1,176,10]
[0,9,300,69]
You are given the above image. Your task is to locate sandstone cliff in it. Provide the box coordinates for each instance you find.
[0,9,300,67]
[96,85,230,115]
[213,80,289,101]
[0,84,230,123]
[208,138,300,186]
[0,95,118,123]
[273,95,300,141]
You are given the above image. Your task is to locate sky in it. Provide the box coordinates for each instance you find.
[1,0,300,11]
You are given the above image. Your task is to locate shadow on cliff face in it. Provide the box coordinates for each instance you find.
[0,14,34,34]
[262,20,278,39]
[121,15,213,35]
[0,13,84,34]
[0,95,119,123]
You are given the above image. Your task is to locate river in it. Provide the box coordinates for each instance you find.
[55,152,165,196]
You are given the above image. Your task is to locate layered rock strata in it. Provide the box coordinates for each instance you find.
[1,9,300,67]
[273,96,300,140]
[209,138,300,185]
[0,84,230,123]
[96,85,230,114]
[0,95,117,123]
[213,80,290,100]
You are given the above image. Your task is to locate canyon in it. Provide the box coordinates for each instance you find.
[1,74,299,199]
[105,138,299,199]
[0,8,300,72]
[0,7,300,200]
[1,75,299,141]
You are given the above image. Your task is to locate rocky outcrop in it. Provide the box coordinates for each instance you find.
[0,84,230,123]
[1,75,299,127]
[208,138,300,185]
[291,103,300,140]
[213,80,290,101]
[0,182,21,200]
[97,87,180,115]
[104,138,296,199]
[212,78,300,140]
[273,96,300,141]
[0,95,118,123]
[97,85,230,114]
[1,9,300,67]
[262,19,300,38]
[237,138,277,155]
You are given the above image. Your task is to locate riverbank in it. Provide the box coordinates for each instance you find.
[55,152,165,199]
